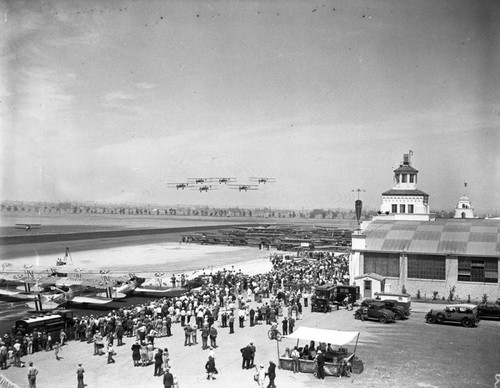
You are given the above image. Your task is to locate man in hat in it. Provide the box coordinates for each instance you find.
[249,342,256,368]
[201,324,209,349]
[209,325,218,348]
[76,363,85,388]
[26,361,38,388]
[316,350,325,379]
[163,367,174,388]
[266,360,277,388]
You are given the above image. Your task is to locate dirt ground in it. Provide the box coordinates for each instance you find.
[0,216,499,387]
[1,298,499,388]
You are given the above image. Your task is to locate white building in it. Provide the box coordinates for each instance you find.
[350,153,499,301]
[377,152,433,222]
[454,195,476,219]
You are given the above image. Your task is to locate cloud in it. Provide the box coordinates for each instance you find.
[135,82,157,90]
[104,90,137,102]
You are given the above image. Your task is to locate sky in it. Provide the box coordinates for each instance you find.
[1,0,499,214]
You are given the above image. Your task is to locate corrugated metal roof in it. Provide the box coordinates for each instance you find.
[361,219,500,257]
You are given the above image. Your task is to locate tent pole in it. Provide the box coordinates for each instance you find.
[277,339,280,360]
[353,332,360,354]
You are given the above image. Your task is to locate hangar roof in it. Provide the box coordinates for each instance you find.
[361,219,500,257]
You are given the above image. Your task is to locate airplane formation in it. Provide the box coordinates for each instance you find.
[167,177,276,193]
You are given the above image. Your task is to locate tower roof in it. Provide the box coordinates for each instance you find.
[382,189,429,196]
[393,165,418,174]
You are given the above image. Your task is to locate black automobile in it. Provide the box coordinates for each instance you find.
[354,302,396,324]
[477,299,500,320]
[425,304,479,327]
[361,299,408,320]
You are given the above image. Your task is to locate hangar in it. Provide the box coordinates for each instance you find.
[350,152,500,302]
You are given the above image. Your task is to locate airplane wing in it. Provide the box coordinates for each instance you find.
[69,295,114,305]
[0,288,38,300]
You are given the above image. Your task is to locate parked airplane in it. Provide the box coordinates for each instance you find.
[15,223,41,231]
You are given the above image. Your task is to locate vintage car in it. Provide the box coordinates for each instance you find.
[374,292,412,315]
[425,304,479,327]
[361,299,408,320]
[311,284,360,313]
[354,302,396,323]
[478,299,500,320]
[311,284,336,312]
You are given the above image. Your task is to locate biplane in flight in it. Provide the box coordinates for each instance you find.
[187,177,212,184]
[190,185,216,193]
[167,182,190,190]
[228,184,259,192]
[249,177,276,184]
[15,223,41,231]
[212,177,236,184]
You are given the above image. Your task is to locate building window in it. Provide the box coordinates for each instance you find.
[395,174,400,183]
[408,254,445,280]
[363,252,399,277]
[409,174,415,183]
[391,204,397,213]
[408,204,414,213]
[458,257,498,283]
[400,204,406,213]
[402,174,407,183]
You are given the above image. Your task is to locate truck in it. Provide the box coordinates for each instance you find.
[311,284,360,313]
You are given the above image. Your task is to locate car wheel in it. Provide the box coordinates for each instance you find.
[461,318,472,327]
[426,316,436,324]
[354,312,361,320]
[379,316,388,324]
[436,313,445,323]
[394,312,402,320]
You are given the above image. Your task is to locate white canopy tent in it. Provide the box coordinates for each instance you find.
[286,327,359,346]
[283,326,360,356]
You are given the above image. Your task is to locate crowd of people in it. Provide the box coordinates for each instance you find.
[1,250,352,387]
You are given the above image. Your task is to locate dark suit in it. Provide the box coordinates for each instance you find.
[163,371,174,388]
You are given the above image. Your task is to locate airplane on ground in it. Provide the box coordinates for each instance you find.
[0,283,120,311]
[228,184,259,192]
[249,177,276,184]
[212,177,236,184]
[15,223,41,231]
[167,182,190,190]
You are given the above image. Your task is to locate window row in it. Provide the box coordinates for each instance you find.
[395,174,416,184]
[363,254,498,283]
[391,204,414,214]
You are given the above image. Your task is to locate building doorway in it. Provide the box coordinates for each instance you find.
[364,280,372,298]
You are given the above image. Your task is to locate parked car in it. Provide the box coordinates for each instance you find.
[477,299,500,320]
[374,292,412,315]
[425,304,479,327]
[361,299,408,320]
[311,284,336,312]
[354,302,396,323]
[311,284,360,313]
